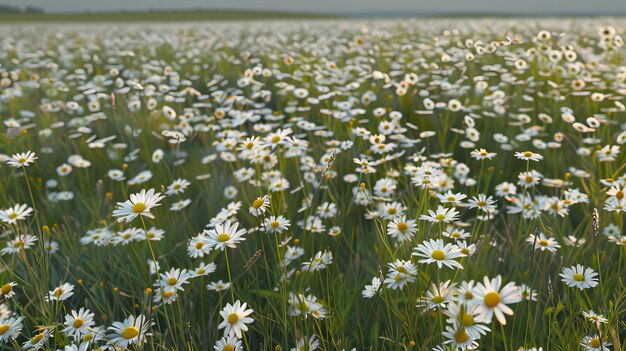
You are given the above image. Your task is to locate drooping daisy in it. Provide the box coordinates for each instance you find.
[362,277,382,298]
[112,188,165,223]
[560,265,599,290]
[412,239,464,269]
[0,282,17,299]
[248,195,270,217]
[473,275,521,325]
[107,314,153,348]
[47,283,75,302]
[0,315,24,342]
[582,310,608,325]
[218,300,254,339]
[22,328,53,350]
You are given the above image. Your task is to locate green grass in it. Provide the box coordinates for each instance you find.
[0,9,334,23]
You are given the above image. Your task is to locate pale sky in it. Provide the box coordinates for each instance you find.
[4,0,626,15]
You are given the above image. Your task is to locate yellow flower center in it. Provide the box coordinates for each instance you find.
[132,202,146,213]
[539,240,549,246]
[388,208,397,215]
[195,242,204,249]
[454,330,469,343]
[484,291,501,308]
[54,288,63,297]
[271,221,280,228]
[163,290,175,298]
[227,313,239,324]
[435,214,446,220]
[167,277,177,285]
[1,284,12,295]
[224,345,235,351]
[9,213,18,219]
[523,151,532,157]
[478,201,487,207]
[31,333,45,344]
[431,250,446,260]
[252,198,265,209]
[573,273,584,282]
[396,266,407,274]
[73,318,84,328]
[397,222,408,231]
[197,268,205,274]
[0,324,10,335]
[459,312,474,326]
[217,233,230,242]
[271,135,280,143]
[82,334,93,342]
[447,196,456,201]
[432,295,444,304]
[464,291,474,300]
[121,326,139,339]
[14,240,24,248]
[18,157,26,164]
[590,338,601,348]
[460,248,469,255]
[616,191,624,200]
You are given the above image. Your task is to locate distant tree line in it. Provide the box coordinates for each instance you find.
[0,4,44,13]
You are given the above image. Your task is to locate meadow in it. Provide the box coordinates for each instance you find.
[0,17,625,351]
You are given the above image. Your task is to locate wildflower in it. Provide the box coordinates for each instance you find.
[419,205,459,223]
[6,151,37,167]
[560,265,599,290]
[0,315,24,342]
[0,204,34,224]
[62,308,95,339]
[249,195,270,217]
[0,282,16,299]
[362,277,382,298]
[582,310,608,325]
[206,221,247,251]
[515,151,544,162]
[526,232,560,252]
[412,239,464,269]
[470,148,497,160]
[214,336,243,351]
[112,188,165,223]
[580,334,611,351]
[1,235,38,256]
[473,275,521,325]
[218,300,254,339]
[387,217,417,242]
[47,283,75,302]
[107,314,153,348]
[22,328,53,350]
